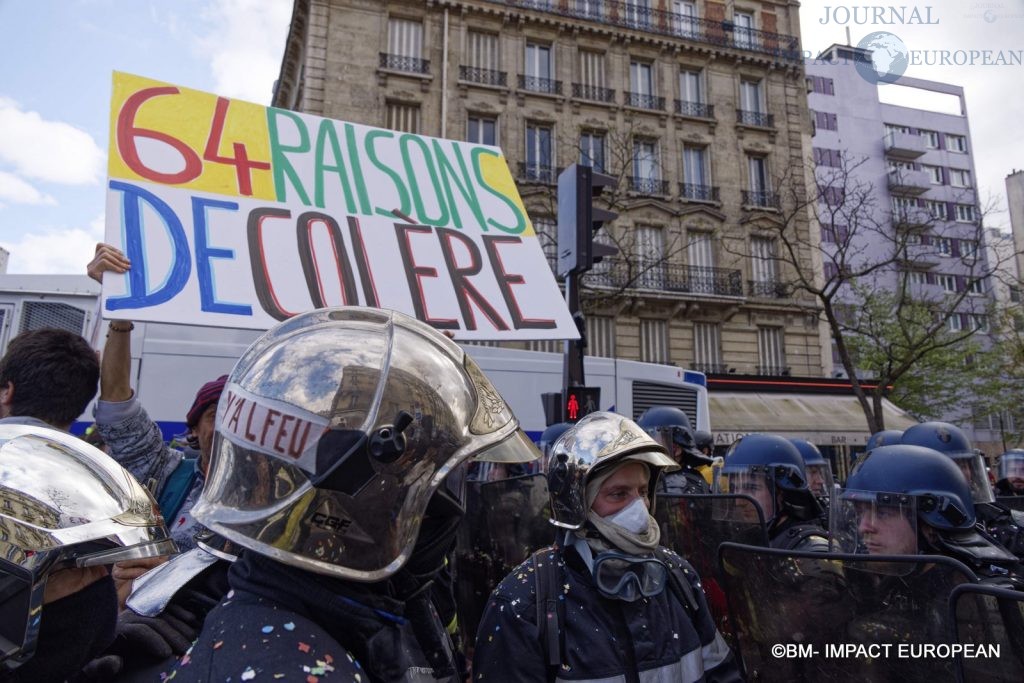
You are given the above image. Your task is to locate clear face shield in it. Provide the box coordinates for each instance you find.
[805,462,836,500]
[951,453,995,504]
[646,426,684,462]
[999,453,1024,492]
[832,491,919,571]
[715,467,778,522]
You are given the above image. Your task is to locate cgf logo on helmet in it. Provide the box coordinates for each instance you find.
[311,512,354,534]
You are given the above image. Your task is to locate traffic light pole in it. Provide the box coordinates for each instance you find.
[563,269,586,394]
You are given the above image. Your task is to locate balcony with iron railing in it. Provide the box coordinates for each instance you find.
[379,53,430,74]
[625,92,665,110]
[674,99,715,119]
[742,190,780,209]
[629,176,670,196]
[480,1,802,63]
[736,109,774,128]
[459,65,508,87]
[517,162,559,184]
[583,258,743,296]
[756,364,791,376]
[518,74,563,94]
[692,362,728,375]
[679,183,720,203]
[572,83,616,103]
[747,279,788,298]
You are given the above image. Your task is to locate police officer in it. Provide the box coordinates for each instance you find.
[0,424,175,682]
[537,421,571,473]
[472,411,740,682]
[716,434,828,551]
[163,308,540,682]
[637,406,714,494]
[901,421,1024,560]
[995,449,1024,497]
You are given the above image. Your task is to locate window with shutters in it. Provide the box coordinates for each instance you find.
[579,50,606,89]
[466,31,498,71]
[640,319,668,363]
[750,236,777,283]
[692,322,723,373]
[386,102,420,133]
[688,231,715,292]
[757,326,786,375]
[384,18,427,73]
[586,315,616,358]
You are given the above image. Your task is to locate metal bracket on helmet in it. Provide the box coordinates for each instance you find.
[312,411,415,495]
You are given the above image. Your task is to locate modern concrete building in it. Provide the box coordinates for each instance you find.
[274,0,826,381]
[807,45,999,451]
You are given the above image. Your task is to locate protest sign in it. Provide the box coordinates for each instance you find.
[103,72,577,340]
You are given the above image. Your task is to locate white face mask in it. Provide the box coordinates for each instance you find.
[603,497,650,534]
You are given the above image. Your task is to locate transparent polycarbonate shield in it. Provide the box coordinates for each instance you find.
[805,462,835,500]
[950,453,996,504]
[831,490,919,573]
[950,584,1024,683]
[715,469,779,520]
[453,474,553,648]
[654,493,767,633]
[719,543,976,683]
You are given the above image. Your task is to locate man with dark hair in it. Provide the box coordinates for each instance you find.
[0,327,99,430]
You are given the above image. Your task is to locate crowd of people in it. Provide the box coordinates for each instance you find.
[2,247,1024,682]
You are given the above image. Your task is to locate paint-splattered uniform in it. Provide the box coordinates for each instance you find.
[472,544,742,683]
[166,552,458,683]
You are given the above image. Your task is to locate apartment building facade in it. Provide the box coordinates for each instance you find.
[274,0,825,381]
[807,45,1000,452]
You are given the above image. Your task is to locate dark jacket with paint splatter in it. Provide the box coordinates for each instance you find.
[472,544,743,683]
[166,552,459,682]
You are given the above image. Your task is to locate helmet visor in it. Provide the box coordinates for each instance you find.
[716,468,776,520]
[998,453,1024,482]
[805,462,835,499]
[593,551,667,602]
[832,490,919,571]
[952,453,995,504]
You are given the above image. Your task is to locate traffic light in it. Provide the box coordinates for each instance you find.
[557,164,619,278]
[564,386,600,423]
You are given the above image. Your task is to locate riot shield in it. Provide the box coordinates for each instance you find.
[996,496,1024,513]
[453,474,554,647]
[654,494,768,633]
[718,542,977,683]
[950,584,1024,683]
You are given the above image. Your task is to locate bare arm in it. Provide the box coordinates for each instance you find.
[89,243,135,402]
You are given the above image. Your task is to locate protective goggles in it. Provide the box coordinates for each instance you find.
[592,550,668,602]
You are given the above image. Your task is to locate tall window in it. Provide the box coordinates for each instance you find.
[466,31,499,71]
[750,236,777,284]
[636,225,665,288]
[579,50,606,89]
[679,69,704,104]
[814,110,838,131]
[630,60,654,96]
[681,145,710,201]
[633,139,660,180]
[587,315,616,358]
[693,322,722,373]
[672,1,698,38]
[757,326,786,375]
[733,11,756,49]
[946,134,967,153]
[576,0,604,20]
[739,79,764,113]
[525,122,553,181]
[688,231,715,293]
[467,115,496,145]
[387,18,423,59]
[920,129,939,148]
[747,155,770,194]
[525,42,552,79]
[923,164,942,184]
[640,319,669,363]
[624,0,651,29]
[386,103,420,133]
[580,132,606,173]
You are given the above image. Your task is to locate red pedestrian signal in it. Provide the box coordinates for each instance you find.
[564,387,600,423]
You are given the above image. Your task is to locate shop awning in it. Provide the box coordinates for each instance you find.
[709,392,919,448]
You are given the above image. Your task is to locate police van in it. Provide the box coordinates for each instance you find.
[0,273,710,440]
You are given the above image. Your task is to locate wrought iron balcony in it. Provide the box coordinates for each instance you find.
[458,65,507,87]
[747,279,788,298]
[742,190,780,209]
[692,362,728,375]
[629,176,669,195]
[518,74,563,94]
[483,1,802,64]
[756,364,791,376]
[679,183,719,202]
[674,100,714,119]
[736,109,774,127]
[517,162,558,184]
[582,258,743,296]
[379,53,430,74]
[625,92,665,110]
[572,83,616,103]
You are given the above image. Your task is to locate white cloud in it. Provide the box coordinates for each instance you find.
[0,171,56,206]
[0,214,105,274]
[197,0,293,104]
[0,98,105,185]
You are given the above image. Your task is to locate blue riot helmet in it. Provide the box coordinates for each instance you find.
[538,422,572,473]
[833,445,1013,565]
[693,430,714,455]
[636,406,713,468]
[715,433,821,524]
[865,429,903,452]
[789,438,835,500]
[901,422,995,504]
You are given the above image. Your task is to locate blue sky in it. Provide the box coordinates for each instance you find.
[0,0,1021,274]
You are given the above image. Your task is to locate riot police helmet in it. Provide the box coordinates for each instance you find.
[865,429,903,452]
[715,433,821,524]
[901,421,995,504]
[538,422,572,472]
[636,406,713,467]
[789,438,835,499]
[693,429,714,454]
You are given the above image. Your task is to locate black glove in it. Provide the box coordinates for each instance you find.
[77,604,200,680]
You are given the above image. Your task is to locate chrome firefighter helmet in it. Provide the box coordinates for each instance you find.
[193,307,538,582]
[0,424,175,669]
[546,411,677,529]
